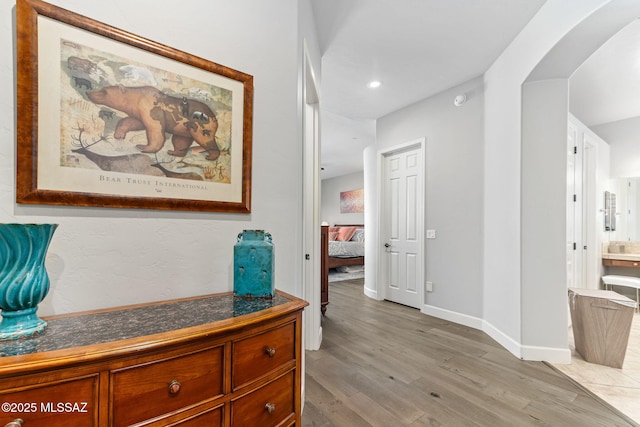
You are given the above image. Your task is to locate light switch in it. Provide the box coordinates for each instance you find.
[426,229,436,239]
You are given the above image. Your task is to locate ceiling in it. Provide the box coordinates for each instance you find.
[570,18,640,127]
[311,1,640,179]
[311,0,547,179]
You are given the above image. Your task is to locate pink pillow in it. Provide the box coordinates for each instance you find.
[336,226,357,241]
[328,227,340,241]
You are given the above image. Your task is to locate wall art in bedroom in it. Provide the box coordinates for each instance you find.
[340,188,364,213]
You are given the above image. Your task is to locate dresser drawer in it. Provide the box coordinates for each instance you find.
[231,371,294,427]
[142,404,223,427]
[232,322,295,389]
[168,406,222,426]
[111,345,224,426]
[0,375,98,426]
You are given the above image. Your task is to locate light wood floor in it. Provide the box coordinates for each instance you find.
[302,279,638,427]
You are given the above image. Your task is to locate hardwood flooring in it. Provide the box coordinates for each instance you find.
[302,279,638,427]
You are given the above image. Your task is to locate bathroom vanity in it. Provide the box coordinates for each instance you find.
[602,242,640,308]
[0,291,307,426]
[602,257,640,269]
[602,241,640,268]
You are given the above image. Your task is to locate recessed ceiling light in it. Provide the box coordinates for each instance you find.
[367,80,382,89]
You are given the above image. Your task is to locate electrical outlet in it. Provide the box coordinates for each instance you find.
[426,281,433,292]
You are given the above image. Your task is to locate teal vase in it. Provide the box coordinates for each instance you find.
[0,223,58,340]
[234,230,275,298]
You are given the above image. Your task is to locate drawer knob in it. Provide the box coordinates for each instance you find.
[265,403,276,415]
[265,347,276,358]
[4,420,23,427]
[168,379,182,395]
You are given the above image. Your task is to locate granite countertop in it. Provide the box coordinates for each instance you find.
[0,293,292,358]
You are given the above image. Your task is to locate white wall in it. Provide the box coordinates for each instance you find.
[521,79,571,359]
[485,0,639,360]
[591,116,640,178]
[483,1,598,355]
[363,146,378,298]
[320,172,365,226]
[375,77,484,320]
[2,0,310,316]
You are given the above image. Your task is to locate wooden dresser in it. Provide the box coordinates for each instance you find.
[0,291,307,426]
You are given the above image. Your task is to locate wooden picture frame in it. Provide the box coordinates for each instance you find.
[16,0,253,213]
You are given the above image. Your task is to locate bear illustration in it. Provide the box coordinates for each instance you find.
[86,85,220,160]
[73,76,92,90]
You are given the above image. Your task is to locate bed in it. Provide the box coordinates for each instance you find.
[321,224,365,314]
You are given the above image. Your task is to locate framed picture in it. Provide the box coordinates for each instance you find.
[340,189,364,213]
[16,0,253,213]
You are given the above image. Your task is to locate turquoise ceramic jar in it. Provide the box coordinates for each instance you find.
[233,230,274,298]
[0,223,58,340]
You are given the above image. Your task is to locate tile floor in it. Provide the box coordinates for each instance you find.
[553,311,640,424]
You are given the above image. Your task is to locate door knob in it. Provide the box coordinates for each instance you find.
[384,243,390,248]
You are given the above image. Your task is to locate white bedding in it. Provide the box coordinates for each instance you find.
[329,240,365,257]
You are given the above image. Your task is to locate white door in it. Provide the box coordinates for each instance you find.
[566,123,578,289]
[567,120,587,291]
[302,45,321,350]
[380,141,424,309]
[582,133,596,289]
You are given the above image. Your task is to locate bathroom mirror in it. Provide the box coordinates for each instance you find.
[608,177,640,241]
[604,191,616,232]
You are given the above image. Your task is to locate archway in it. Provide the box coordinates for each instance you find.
[520,0,640,359]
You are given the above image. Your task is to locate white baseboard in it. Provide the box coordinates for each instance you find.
[422,304,484,329]
[422,304,571,363]
[364,285,379,300]
[481,319,523,359]
[482,320,571,363]
[520,344,571,364]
